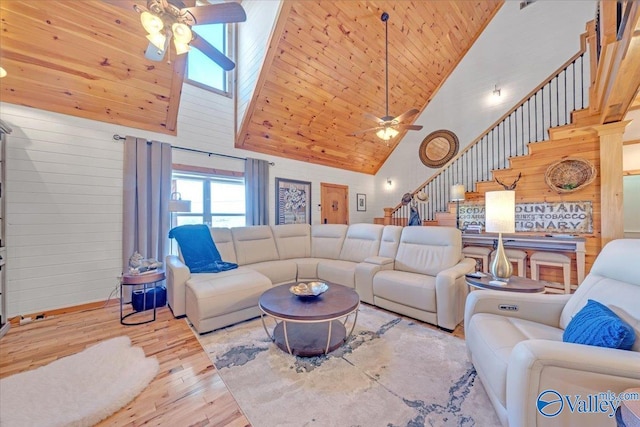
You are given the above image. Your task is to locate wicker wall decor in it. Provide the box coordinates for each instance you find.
[545,157,596,193]
[418,130,459,168]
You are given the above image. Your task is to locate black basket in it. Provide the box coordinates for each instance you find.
[132,286,167,312]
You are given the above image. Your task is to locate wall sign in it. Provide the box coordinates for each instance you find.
[458,201,593,233]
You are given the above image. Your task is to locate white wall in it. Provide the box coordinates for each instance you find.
[0,82,372,318]
[373,1,596,215]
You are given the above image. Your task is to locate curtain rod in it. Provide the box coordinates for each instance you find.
[112,134,274,166]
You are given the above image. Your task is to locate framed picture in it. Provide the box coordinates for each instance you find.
[275,178,311,225]
[356,193,367,211]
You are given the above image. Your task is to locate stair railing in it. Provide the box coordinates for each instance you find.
[389,29,591,225]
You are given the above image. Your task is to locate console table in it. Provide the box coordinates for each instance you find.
[462,233,587,284]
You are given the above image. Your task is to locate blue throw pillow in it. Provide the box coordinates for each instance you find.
[563,299,636,350]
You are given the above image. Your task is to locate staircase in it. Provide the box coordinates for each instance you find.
[385,30,591,226]
[383,0,639,231]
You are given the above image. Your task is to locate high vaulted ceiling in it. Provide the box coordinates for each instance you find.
[0,0,502,174]
[236,1,502,174]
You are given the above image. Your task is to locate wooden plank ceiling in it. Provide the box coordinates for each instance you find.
[0,0,502,174]
[236,1,502,174]
[0,0,182,135]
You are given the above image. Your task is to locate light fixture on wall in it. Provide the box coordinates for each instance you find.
[493,84,501,97]
[451,184,465,229]
[386,178,393,187]
[0,67,6,78]
[485,190,515,281]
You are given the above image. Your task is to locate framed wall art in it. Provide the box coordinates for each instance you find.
[275,178,311,225]
[357,193,367,211]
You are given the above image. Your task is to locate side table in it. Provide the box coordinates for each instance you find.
[465,274,546,293]
[120,270,166,325]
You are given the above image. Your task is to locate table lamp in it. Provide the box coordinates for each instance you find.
[451,184,465,229]
[485,190,515,281]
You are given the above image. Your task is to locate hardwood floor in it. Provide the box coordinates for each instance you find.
[0,301,250,427]
[0,301,465,426]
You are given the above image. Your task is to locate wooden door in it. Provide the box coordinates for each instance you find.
[320,183,349,224]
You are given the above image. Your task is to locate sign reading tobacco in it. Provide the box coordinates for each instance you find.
[459,201,593,233]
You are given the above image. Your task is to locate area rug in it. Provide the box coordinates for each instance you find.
[195,305,500,427]
[0,336,159,427]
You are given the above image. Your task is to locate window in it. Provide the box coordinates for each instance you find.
[186,23,231,95]
[171,171,245,229]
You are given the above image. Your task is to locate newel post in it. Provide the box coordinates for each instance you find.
[383,208,394,225]
[593,120,630,249]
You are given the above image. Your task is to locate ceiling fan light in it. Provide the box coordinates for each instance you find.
[146,32,167,50]
[172,23,193,44]
[174,41,191,55]
[140,11,164,35]
[376,127,399,141]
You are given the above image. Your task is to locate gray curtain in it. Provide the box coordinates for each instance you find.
[245,157,269,225]
[122,136,172,298]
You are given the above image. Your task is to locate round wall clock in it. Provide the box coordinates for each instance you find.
[418,130,459,168]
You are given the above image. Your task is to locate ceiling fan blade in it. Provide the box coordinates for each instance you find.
[394,108,420,123]
[182,2,247,25]
[363,112,384,125]
[190,30,235,70]
[349,126,385,136]
[397,124,423,131]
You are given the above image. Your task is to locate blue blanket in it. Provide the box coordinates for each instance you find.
[168,224,238,273]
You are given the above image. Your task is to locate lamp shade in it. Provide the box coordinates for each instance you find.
[169,192,192,213]
[140,11,164,34]
[451,184,465,201]
[146,32,167,50]
[172,23,193,44]
[485,190,515,233]
[174,41,191,55]
[376,127,399,141]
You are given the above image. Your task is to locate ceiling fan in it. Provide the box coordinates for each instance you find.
[105,0,246,70]
[350,12,423,141]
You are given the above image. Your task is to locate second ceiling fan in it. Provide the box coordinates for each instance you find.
[351,12,423,141]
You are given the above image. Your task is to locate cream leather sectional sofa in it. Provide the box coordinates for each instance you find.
[166,223,475,334]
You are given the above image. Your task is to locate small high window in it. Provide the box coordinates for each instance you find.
[186,23,231,95]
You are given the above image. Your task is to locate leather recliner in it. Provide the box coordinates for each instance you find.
[465,239,640,426]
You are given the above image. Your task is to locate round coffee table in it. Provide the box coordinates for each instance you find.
[259,282,360,357]
[465,274,546,293]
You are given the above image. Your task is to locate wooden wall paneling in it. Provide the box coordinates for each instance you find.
[595,121,629,247]
[468,129,602,285]
[236,0,293,146]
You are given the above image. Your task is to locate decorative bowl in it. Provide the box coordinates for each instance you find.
[289,281,329,297]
